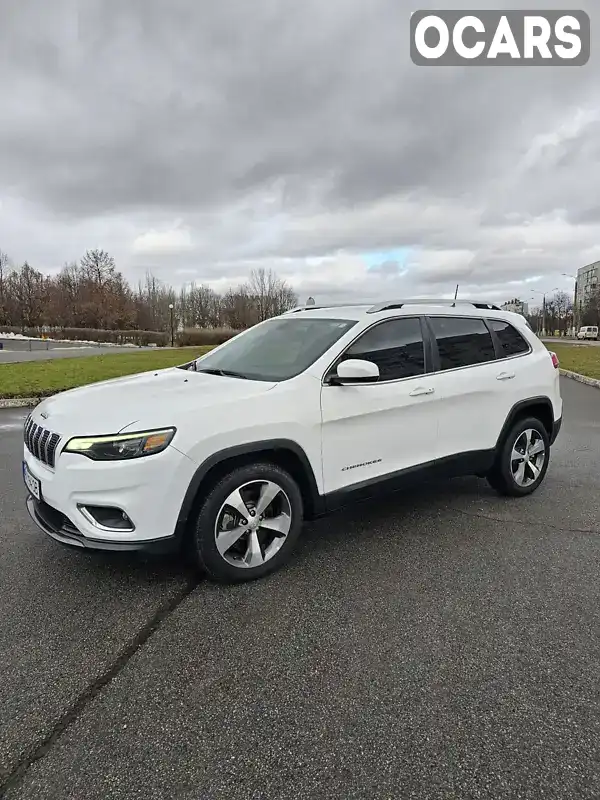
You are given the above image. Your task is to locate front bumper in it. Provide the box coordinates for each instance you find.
[26,496,179,553]
[23,441,197,552]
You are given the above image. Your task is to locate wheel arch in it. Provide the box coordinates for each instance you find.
[174,439,323,542]
[495,397,555,452]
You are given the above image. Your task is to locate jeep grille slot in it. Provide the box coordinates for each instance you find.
[24,414,61,468]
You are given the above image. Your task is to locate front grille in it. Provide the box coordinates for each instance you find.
[24,413,61,468]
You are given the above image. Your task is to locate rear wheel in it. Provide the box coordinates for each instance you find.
[487,416,550,497]
[188,462,304,583]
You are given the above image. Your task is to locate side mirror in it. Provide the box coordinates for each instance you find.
[333,359,380,384]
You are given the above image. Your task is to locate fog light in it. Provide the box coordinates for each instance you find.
[78,505,135,532]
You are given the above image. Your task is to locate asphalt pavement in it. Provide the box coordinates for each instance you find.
[1,378,600,799]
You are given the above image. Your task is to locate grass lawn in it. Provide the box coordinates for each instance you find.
[1,342,599,400]
[547,343,600,380]
[0,347,213,399]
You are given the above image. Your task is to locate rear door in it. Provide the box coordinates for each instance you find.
[424,315,509,460]
[320,316,440,494]
[486,316,537,410]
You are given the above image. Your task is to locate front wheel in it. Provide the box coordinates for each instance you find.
[487,417,551,497]
[188,462,304,583]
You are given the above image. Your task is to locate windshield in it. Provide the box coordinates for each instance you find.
[192,317,357,381]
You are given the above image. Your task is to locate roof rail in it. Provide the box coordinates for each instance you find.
[286,303,368,313]
[366,299,502,314]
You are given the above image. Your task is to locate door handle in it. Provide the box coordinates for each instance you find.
[496,372,515,381]
[409,387,435,396]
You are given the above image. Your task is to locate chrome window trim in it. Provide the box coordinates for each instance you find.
[320,313,533,386]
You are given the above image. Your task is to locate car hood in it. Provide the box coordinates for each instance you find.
[32,367,277,437]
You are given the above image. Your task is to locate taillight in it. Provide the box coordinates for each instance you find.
[549,351,559,369]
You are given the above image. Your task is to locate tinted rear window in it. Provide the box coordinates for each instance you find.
[429,316,496,370]
[489,320,530,357]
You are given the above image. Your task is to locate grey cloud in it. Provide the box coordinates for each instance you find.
[567,205,600,225]
[0,0,599,302]
[0,0,595,215]
[370,260,404,277]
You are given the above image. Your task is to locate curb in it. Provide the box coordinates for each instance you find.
[559,369,600,389]
[0,397,42,409]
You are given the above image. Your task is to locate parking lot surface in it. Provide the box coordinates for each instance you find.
[1,378,599,799]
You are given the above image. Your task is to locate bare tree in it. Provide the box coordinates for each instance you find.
[248,268,298,321]
[221,286,256,329]
[581,287,600,327]
[0,248,299,339]
[552,290,573,336]
[272,282,298,316]
[80,249,116,287]
[526,309,542,334]
[7,262,45,331]
[181,283,222,328]
[0,249,11,325]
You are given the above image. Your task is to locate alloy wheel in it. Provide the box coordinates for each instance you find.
[510,428,546,488]
[214,479,292,569]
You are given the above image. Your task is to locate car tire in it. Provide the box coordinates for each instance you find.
[486,416,551,497]
[188,462,304,583]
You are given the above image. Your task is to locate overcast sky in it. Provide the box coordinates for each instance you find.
[1,0,599,307]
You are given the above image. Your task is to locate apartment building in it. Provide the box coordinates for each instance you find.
[576,261,599,309]
[501,299,529,315]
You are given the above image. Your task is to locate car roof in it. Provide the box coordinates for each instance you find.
[282,301,529,324]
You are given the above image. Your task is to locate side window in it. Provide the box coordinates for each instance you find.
[429,316,496,371]
[340,317,425,380]
[489,319,530,357]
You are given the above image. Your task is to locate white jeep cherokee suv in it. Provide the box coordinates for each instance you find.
[23,299,563,583]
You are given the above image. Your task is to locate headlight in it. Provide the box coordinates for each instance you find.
[63,428,176,461]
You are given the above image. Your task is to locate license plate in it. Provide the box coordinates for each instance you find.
[23,461,42,501]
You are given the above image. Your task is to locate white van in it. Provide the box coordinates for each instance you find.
[577,326,599,340]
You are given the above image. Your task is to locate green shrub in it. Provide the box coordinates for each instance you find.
[176,328,239,346]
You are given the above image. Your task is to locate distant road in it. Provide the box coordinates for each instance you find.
[542,337,600,347]
[1,338,95,352]
[0,338,154,363]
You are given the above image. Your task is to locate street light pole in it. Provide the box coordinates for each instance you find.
[531,288,558,336]
[168,303,174,347]
[562,273,578,334]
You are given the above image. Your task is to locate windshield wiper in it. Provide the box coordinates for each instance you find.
[196,368,249,380]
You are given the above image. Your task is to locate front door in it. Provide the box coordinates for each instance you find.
[320,316,440,495]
